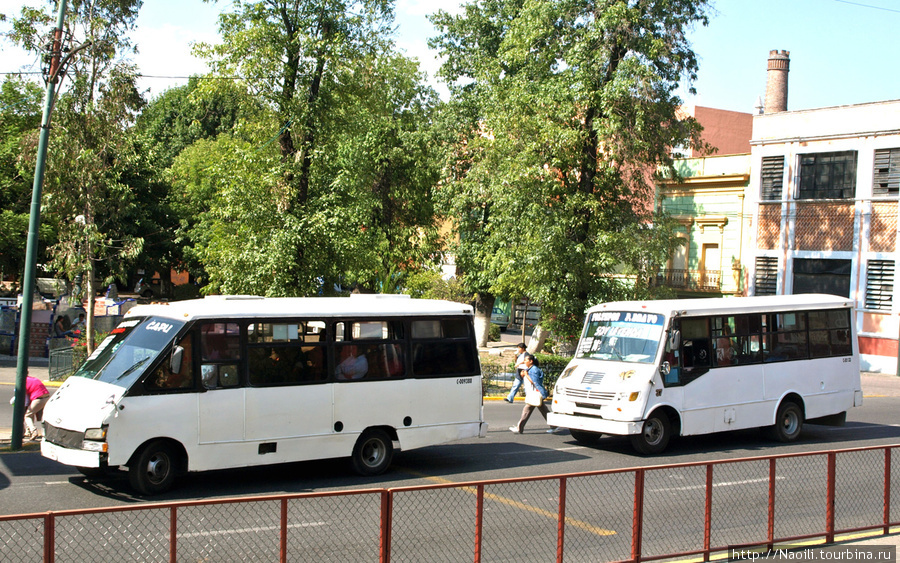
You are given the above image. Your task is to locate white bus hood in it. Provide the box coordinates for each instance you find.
[43,376,125,432]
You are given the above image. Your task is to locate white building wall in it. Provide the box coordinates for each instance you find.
[749,100,900,374]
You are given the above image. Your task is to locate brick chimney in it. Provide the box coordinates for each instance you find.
[764,50,790,113]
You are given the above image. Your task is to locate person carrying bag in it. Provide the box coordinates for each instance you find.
[509,354,563,434]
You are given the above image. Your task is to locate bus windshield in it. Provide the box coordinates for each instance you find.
[576,311,665,363]
[75,316,185,388]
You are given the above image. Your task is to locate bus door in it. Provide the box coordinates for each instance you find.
[197,322,245,443]
[243,321,333,442]
[331,320,411,435]
[679,315,765,434]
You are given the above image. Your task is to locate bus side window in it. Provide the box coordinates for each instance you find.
[147,335,194,391]
[200,322,241,389]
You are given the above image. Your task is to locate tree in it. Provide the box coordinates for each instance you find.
[10,0,145,351]
[132,78,258,286]
[430,0,710,344]
[0,76,47,286]
[186,0,443,295]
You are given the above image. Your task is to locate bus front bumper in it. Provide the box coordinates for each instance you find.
[547,412,641,437]
[41,440,102,468]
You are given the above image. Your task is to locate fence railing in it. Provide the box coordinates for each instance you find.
[2,444,898,563]
[480,361,570,398]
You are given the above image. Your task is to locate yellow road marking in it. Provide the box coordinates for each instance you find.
[396,468,617,537]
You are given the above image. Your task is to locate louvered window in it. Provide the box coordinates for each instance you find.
[866,259,894,311]
[760,156,785,201]
[873,148,900,196]
[754,257,778,296]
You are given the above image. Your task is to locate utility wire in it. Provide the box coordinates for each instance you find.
[834,0,900,14]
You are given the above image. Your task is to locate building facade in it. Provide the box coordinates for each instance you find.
[747,100,900,373]
[657,154,751,297]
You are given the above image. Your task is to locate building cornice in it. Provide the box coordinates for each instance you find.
[750,129,900,146]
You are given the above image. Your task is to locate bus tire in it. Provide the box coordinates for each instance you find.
[351,429,393,476]
[129,441,178,495]
[630,412,671,455]
[768,401,803,443]
[569,429,603,446]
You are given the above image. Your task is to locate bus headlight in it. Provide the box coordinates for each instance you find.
[617,392,640,402]
[83,427,109,452]
[558,366,577,381]
[84,427,107,441]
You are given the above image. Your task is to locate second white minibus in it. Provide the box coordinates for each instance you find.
[547,294,863,454]
[41,294,487,494]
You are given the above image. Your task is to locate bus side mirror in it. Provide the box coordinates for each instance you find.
[659,361,671,376]
[170,346,184,375]
[667,330,681,352]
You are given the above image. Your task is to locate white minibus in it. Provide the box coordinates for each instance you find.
[547,294,862,454]
[41,294,487,494]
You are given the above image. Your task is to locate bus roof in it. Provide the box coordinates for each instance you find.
[586,294,853,318]
[124,294,474,322]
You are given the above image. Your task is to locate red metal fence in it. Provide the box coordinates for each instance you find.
[2,444,899,562]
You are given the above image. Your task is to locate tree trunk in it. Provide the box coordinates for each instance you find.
[528,324,549,355]
[473,293,495,348]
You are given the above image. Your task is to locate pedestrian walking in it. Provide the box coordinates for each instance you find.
[504,342,528,403]
[509,354,562,434]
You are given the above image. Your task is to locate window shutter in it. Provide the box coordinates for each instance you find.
[754,257,778,296]
[865,259,894,311]
[873,148,900,196]
[760,156,785,201]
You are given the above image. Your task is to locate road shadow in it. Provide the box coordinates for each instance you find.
[50,440,590,502]
[559,420,900,462]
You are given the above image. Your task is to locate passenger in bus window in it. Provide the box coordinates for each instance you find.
[335,344,368,380]
[150,338,193,389]
[715,337,736,366]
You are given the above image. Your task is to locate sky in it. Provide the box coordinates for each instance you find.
[1,0,899,114]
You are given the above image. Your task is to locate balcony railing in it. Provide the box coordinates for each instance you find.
[653,269,722,292]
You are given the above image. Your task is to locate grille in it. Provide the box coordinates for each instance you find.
[560,387,615,403]
[581,371,605,385]
[45,424,85,450]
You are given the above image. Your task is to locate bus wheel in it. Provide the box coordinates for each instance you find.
[351,429,394,476]
[569,429,603,446]
[769,402,803,442]
[129,441,178,495]
[630,412,671,455]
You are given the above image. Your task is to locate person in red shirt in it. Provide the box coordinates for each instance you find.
[24,375,51,440]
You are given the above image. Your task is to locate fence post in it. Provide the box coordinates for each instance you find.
[380,490,392,563]
[557,477,567,563]
[280,498,288,563]
[704,464,713,562]
[44,512,54,563]
[632,469,644,562]
[169,506,177,563]
[767,458,776,551]
[826,452,836,544]
[884,447,891,535]
[475,484,484,563]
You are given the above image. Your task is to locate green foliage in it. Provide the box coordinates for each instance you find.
[403,269,473,304]
[430,0,710,334]
[0,76,46,280]
[182,0,443,296]
[9,0,146,296]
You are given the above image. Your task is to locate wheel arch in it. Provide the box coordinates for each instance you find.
[774,393,806,424]
[127,437,188,474]
[646,405,681,437]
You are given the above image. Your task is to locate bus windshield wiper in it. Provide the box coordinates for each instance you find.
[116,356,150,381]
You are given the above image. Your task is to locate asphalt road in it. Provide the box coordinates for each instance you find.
[1,385,899,516]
